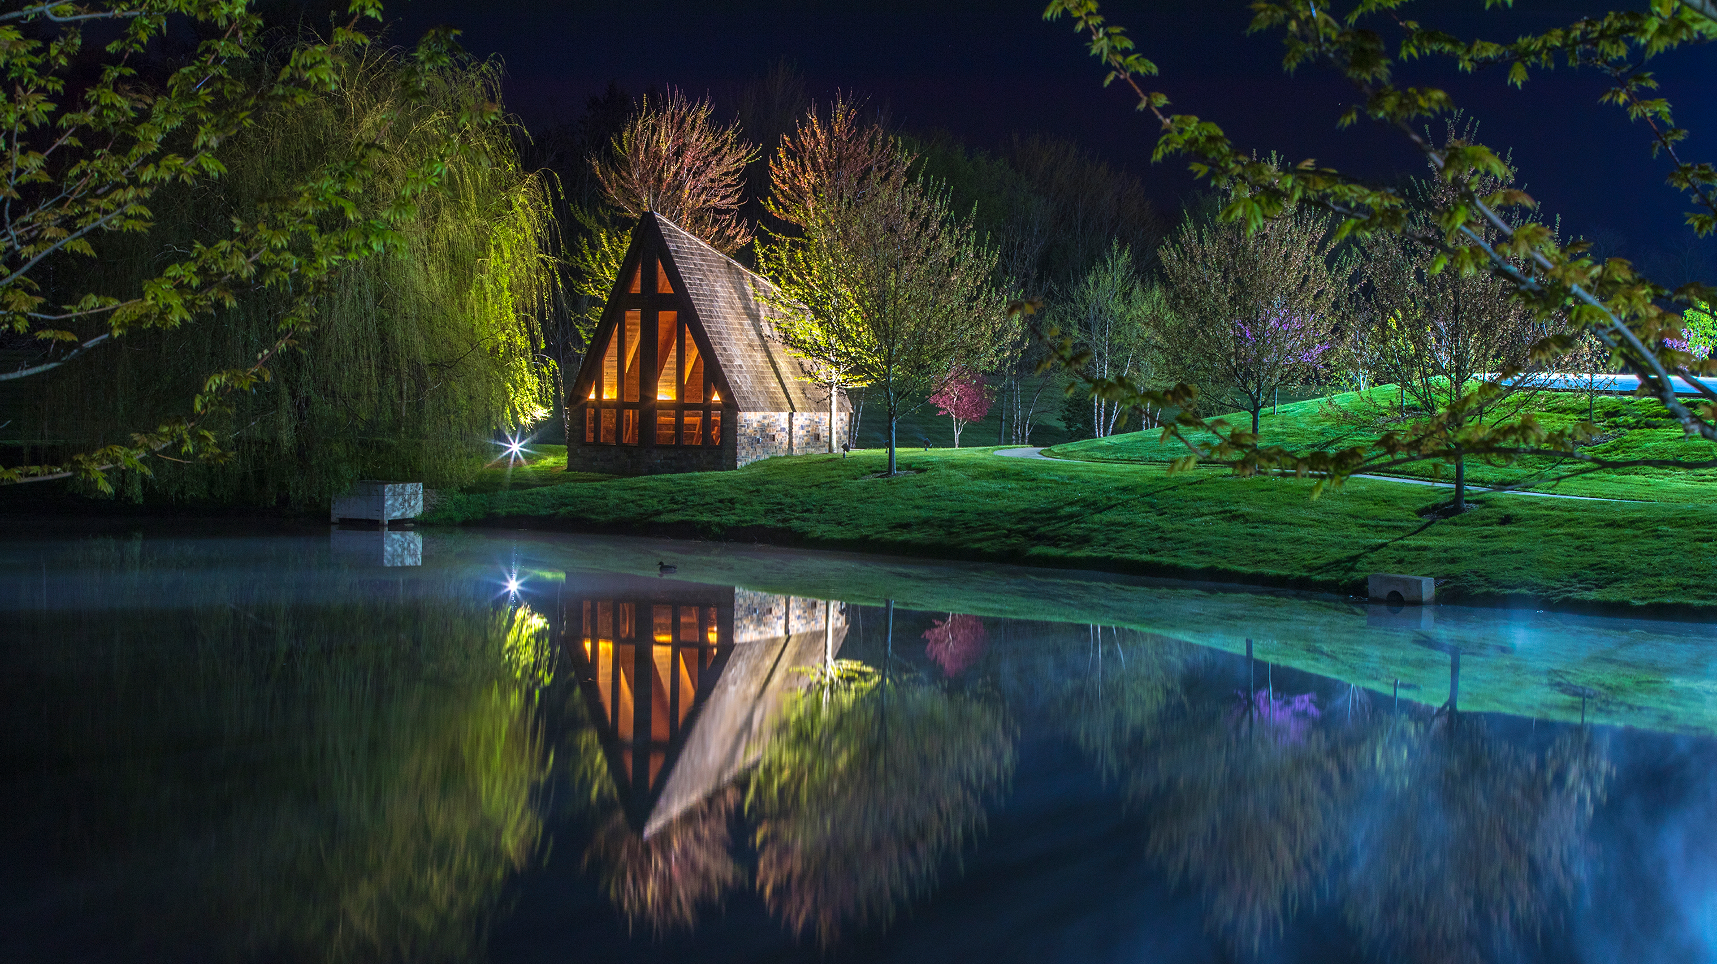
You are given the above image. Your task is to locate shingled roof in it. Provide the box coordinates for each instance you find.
[650,213,835,413]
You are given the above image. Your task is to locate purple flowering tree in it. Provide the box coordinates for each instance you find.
[1222,305,1333,435]
[1160,203,1347,437]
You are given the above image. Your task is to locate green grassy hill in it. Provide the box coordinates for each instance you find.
[1050,383,1717,503]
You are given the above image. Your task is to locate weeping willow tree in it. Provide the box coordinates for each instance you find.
[28,50,561,506]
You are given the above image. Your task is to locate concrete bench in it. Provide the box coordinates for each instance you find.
[1367,573,1435,605]
[331,481,422,527]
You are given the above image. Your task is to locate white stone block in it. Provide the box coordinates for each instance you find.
[1367,573,1435,605]
[330,481,422,525]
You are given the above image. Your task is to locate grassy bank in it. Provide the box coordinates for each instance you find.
[1051,384,1717,503]
[430,446,1717,611]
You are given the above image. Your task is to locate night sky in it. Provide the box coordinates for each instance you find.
[388,0,1717,278]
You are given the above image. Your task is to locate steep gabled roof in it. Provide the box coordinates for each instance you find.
[651,213,836,413]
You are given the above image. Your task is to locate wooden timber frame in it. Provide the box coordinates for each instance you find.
[568,213,731,474]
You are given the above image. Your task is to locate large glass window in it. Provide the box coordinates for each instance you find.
[580,250,724,449]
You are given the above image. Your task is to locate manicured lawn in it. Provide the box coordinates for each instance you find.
[460,444,610,494]
[432,445,1717,610]
[1050,384,1717,503]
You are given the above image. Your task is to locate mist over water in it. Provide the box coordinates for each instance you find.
[2,526,1713,963]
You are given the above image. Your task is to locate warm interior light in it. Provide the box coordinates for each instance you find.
[588,389,595,400]
[711,390,721,402]
[658,393,673,400]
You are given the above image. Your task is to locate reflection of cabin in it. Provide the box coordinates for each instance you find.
[560,573,847,837]
[565,212,849,475]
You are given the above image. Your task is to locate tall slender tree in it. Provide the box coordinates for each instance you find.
[1359,156,1556,512]
[1056,241,1164,437]
[771,177,1007,475]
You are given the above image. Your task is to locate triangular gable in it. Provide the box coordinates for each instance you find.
[569,213,837,414]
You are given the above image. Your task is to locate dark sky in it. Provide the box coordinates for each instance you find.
[387,0,1717,276]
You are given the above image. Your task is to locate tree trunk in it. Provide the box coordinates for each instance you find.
[1453,452,1466,513]
[888,415,898,475]
[951,417,962,448]
[828,376,837,453]
[1251,405,1261,435]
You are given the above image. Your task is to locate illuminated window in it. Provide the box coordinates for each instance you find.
[656,412,677,445]
[681,411,702,445]
[710,410,721,444]
[622,311,641,404]
[601,408,616,444]
[656,258,674,294]
[600,329,618,400]
[655,311,678,402]
[683,327,703,403]
[627,260,641,294]
[585,408,594,443]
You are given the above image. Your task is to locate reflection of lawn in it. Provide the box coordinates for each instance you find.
[461,445,610,494]
[461,531,1717,738]
[426,445,1717,611]
[1050,384,1717,503]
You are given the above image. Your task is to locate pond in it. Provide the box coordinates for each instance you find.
[3,524,1714,963]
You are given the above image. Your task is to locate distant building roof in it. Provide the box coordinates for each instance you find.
[651,213,839,413]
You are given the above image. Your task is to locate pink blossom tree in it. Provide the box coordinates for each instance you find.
[922,614,987,676]
[928,365,994,448]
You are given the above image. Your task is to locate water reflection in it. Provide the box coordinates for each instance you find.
[1,536,552,962]
[0,530,1701,962]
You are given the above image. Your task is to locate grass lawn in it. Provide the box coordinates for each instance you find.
[1050,384,1717,503]
[459,444,610,494]
[433,445,1717,611]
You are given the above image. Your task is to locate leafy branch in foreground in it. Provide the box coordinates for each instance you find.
[0,1,501,490]
[1040,0,1717,494]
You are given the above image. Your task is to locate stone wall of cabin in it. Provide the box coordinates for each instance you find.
[564,407,850,475]
[736,411,850,467]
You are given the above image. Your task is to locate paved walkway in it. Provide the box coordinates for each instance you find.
[993,447,1641,503]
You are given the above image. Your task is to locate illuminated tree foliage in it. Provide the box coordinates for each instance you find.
[1041,0,1717,491]
[21,52,560,505]
[766,94,909,233]
[767,174,1008,474]
[592,88,758,255]
[0,1,506,490]
[926,367,994,449]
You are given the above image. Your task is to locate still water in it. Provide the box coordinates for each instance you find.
[3,525,1716,963]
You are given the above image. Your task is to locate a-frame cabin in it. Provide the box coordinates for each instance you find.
[566,212,849,475]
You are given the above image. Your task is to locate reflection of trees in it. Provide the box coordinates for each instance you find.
[746,662,1015,946]
[581,785,743,935]
[1038,628,1360,953]
[1343,718,1610,963]
[5,553,553,963]
[1132,681,1358,952]
[569,699,743,937]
